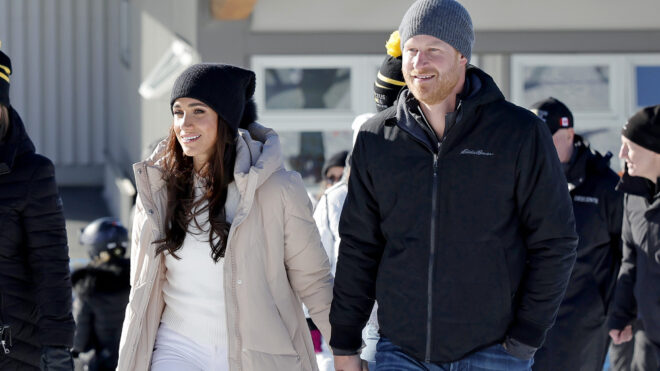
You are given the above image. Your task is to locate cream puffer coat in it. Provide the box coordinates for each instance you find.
[116,123,333,370]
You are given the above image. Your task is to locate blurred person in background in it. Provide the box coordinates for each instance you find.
[529,97,623,371]
[608,104,660,370]
[71,218,130,371]
[311,31,405,371]
[0,46,75,370]
[321,150,348,192]
[116,63,333,370]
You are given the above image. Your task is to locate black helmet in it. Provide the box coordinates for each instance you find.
[80,217,129,259]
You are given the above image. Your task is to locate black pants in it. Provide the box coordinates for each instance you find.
[533,321,609,371]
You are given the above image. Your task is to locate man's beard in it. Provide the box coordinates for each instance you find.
[404,60,461,106]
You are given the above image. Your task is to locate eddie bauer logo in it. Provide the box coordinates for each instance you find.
[460,149,494,156]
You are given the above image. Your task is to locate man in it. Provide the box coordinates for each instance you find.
[529,98,623,371]
[0,47,75,370]
[609,104,660,369]
[329,0,578,369]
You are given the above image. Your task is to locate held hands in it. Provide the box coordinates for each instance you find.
[334,355,369,371]
[609,325,633,345]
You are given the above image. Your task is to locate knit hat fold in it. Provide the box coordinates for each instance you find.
[170,63,257,136]
[622,104,660,154]
[398,0,474,62]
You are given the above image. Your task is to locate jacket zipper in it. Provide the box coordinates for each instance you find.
[401,100,463,361]
[418,110,441,363]
[426,143,440,362]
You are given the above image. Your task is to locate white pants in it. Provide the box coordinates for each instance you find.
[151,324,229,371]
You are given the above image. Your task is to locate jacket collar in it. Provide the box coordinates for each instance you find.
[394,65,504,153]
[0,106,35,175]
[616,167,660,205]
[565,135,612,191]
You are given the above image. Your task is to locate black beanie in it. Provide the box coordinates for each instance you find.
[170,63,258,136]
[322,150,349,177]
[374,56,405,112]
[529,97,574,135]
[374,31,405,112]
[0,48,11,107]
[622,104,660,154]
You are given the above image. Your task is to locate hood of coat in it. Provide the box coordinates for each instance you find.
[135,122,284,208]
[0,106,36,175]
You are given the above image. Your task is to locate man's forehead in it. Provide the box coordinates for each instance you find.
[404,34,451,47]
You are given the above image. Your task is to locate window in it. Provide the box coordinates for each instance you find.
[511,54,660,171]
[252,55,383,195]
[252,55,383,131]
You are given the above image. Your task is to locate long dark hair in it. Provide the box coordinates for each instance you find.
[154,118,236,262]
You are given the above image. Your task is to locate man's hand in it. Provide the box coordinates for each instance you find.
[334,355,369,371]
[609,325,633,345]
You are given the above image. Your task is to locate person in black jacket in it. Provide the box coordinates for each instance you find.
[529,98,623,371]
[329,1,578,370]
[71,217,130,371]
[0,48,75,370]
[608,104,660,369]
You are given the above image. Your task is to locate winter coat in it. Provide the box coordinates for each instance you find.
[71,258,130,371]
[0,107,75,370]
[116,123,333,371]
[609,172,660,345]
[313,181,348,276]
[330,66,578,363]
[533,137,623,371]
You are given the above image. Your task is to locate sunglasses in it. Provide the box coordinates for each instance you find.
[326,175,341,184]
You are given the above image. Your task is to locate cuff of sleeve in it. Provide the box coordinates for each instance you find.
[507,317,548,348]
[503,336,537,360]
[38,325,75,348]
[608,315,632,331]
[329,323,363,352]
[331,347,361,356]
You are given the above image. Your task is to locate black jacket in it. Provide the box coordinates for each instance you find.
[533,138,623,370]
[609,172,660,345]
[0,107,75,370]
[330,66,578,363]
[72,258,130,371]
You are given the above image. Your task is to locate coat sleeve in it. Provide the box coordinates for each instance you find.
[283,173,334,341]
[23,156,75,347]
[608,195,637,331]
[509,121,578,348]
[329,132,385,352]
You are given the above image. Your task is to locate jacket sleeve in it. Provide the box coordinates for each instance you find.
[23,156,75,348]
[329,133,385,352]
[283,173,334,341]
[608,195,637,331]
[509,121,578,348]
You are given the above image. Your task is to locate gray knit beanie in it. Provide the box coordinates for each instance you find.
[399,0,474,62]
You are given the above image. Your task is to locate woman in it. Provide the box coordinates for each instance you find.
[0,48,75,370]
[116,63,333,371]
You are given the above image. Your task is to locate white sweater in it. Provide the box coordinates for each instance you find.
[161,181,240,347]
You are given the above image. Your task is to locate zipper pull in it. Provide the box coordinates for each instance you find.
[1,340,9,354]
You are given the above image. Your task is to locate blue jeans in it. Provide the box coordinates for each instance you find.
[375,337,534,371]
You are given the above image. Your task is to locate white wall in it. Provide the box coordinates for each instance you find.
[0,0,107,184]
[252,0,660,32]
